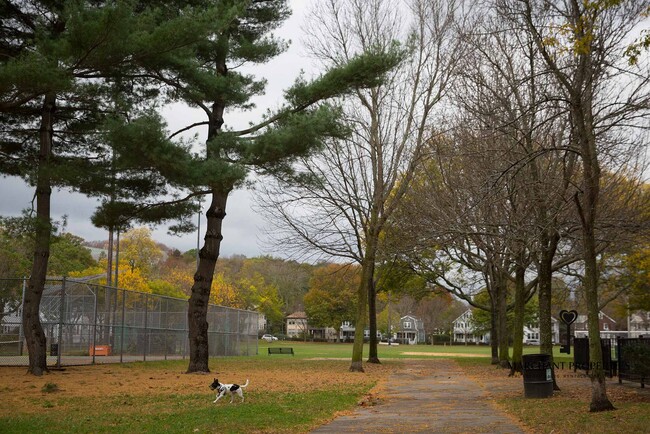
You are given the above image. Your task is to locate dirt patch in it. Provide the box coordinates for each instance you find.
[401,352,490,358]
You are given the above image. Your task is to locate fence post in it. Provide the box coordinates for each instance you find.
[143,293,148,362]
[617,337,622,384]
[92,285,98,365]
[164,297,168,361]
[120,289,126,363]
[19,278,26,356]
[56,278,66,368]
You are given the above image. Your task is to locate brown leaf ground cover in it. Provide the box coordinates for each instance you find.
[459,360,650,434]
[0,358,395,418]
[462,361,650,404]
[3,356,649,433]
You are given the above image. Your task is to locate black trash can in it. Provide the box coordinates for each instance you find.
[522,354,553,398]
[50,343,59,356]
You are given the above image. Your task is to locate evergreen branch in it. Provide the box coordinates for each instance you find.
[105,190,211,228]
[168,121,209,140]
[232,103,310,137]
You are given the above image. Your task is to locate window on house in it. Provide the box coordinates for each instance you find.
[603,323,609,331]
[404,321,412,329]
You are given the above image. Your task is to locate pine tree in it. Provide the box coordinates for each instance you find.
[137,0,400,372]
[0,0,227,375]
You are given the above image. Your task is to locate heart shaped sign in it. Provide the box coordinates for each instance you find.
[559,310,578,325]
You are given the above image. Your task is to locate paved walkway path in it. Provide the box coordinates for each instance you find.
[311,359,525,434]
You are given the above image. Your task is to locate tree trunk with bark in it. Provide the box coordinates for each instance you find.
[489,288,499,364]
[186,189,229,373]
[367,277,380,364]
[575,117,614,411]
[517,0,623,411]
[350,273,368,372]
[185,28,230,374]
[510,263,526,376]
[538,229,561,389]
[496,271,510,368]
[24,93,56,376]
[351,243,376,372]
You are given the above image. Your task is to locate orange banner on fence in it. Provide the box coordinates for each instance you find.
[89,345,112,356]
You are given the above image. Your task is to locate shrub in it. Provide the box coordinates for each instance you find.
[621,342,650,377]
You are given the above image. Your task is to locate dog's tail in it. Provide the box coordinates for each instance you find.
[241,379,249,388]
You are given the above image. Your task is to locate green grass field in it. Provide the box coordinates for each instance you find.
[259,340,573,361]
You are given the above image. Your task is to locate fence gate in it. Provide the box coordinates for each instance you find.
[618,337,650,388]
[573,337,616,378]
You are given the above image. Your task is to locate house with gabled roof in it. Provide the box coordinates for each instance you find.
[452,309,489,344]
[627,311,650,338]
[286,311,308,338]
[396,315,426,344]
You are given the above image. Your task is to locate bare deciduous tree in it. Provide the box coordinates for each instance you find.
[498,0,650,412]
[256,0,464,372]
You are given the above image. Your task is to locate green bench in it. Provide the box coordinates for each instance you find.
[268,347,294,356]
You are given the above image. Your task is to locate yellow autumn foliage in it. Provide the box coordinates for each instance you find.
[210,273,242,308]
[118,268,151,293]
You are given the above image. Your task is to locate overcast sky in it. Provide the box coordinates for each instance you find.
[0,0,315,257]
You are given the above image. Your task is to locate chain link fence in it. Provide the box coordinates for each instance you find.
[0,277,258,366]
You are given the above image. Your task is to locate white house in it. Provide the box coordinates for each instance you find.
[523,317,560,344]
[337,321,381,341]
[452,309,489,344]
[1,310,21,334]
[340,321,355,341]
[453,309,560,345]
[628,311,650,338]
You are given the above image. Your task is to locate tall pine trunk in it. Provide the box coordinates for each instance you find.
[24,93,56,376]
[186,189,229,373]
[186,31,230,374]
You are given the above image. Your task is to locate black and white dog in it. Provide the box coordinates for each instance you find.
[209,378,249,403]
